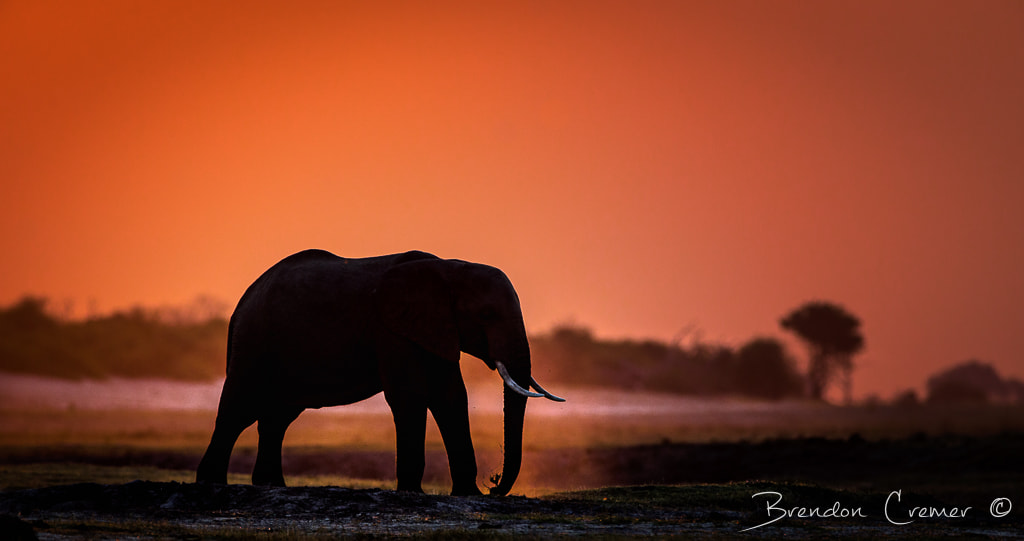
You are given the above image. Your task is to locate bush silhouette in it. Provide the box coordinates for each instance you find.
[926,360,1017,404]
[734,337,803,400]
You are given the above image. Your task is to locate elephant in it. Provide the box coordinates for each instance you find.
[195,249,563,496]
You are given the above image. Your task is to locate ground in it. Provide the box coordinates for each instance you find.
[2,433,1023,539]
[1,390,1023,538]
[2,477,1020,539]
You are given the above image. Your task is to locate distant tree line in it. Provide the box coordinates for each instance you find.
[531,300,865,401]
[0,297,226,380]
[0,296,819,399]
[528,325,804,399]
[1,296,1018,405]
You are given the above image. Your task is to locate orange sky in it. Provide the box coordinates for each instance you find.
[2,1,1022,399]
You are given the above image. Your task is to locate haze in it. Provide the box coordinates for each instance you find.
[2,1,1022,399]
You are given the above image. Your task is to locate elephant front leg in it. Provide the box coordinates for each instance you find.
[389,403,428,493]
[430,386,482,496]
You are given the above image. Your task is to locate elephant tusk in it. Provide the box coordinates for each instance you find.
[495,362,544,398]
[529,378,566,402]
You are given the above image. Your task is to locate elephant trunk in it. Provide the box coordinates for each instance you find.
[489,383,528,496]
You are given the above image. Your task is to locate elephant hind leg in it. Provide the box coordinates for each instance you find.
[252,407,304,487]
[197,408,256,484]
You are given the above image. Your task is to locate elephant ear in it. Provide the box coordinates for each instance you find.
[375,260,461,363]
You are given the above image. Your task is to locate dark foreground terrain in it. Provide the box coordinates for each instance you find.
[3,480,1023,539]
[2,433,1023,539]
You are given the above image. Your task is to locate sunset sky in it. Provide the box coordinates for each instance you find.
[2,1,1022,399]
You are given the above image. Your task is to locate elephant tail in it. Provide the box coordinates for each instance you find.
[224,312,237,375]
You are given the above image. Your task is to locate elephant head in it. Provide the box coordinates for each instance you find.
[376,258,563,495]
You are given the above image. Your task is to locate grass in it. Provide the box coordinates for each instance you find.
[0,463,196,491]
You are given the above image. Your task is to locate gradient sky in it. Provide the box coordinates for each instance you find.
[2,1,1022,399]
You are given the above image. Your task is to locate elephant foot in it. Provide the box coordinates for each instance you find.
[396,482,424,494]
[195,462,227,485]
[450,484,483,497]
[195,473,226,485]
[252,472,286,487]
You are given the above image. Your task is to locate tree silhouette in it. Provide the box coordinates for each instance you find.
[780,301,864,402]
